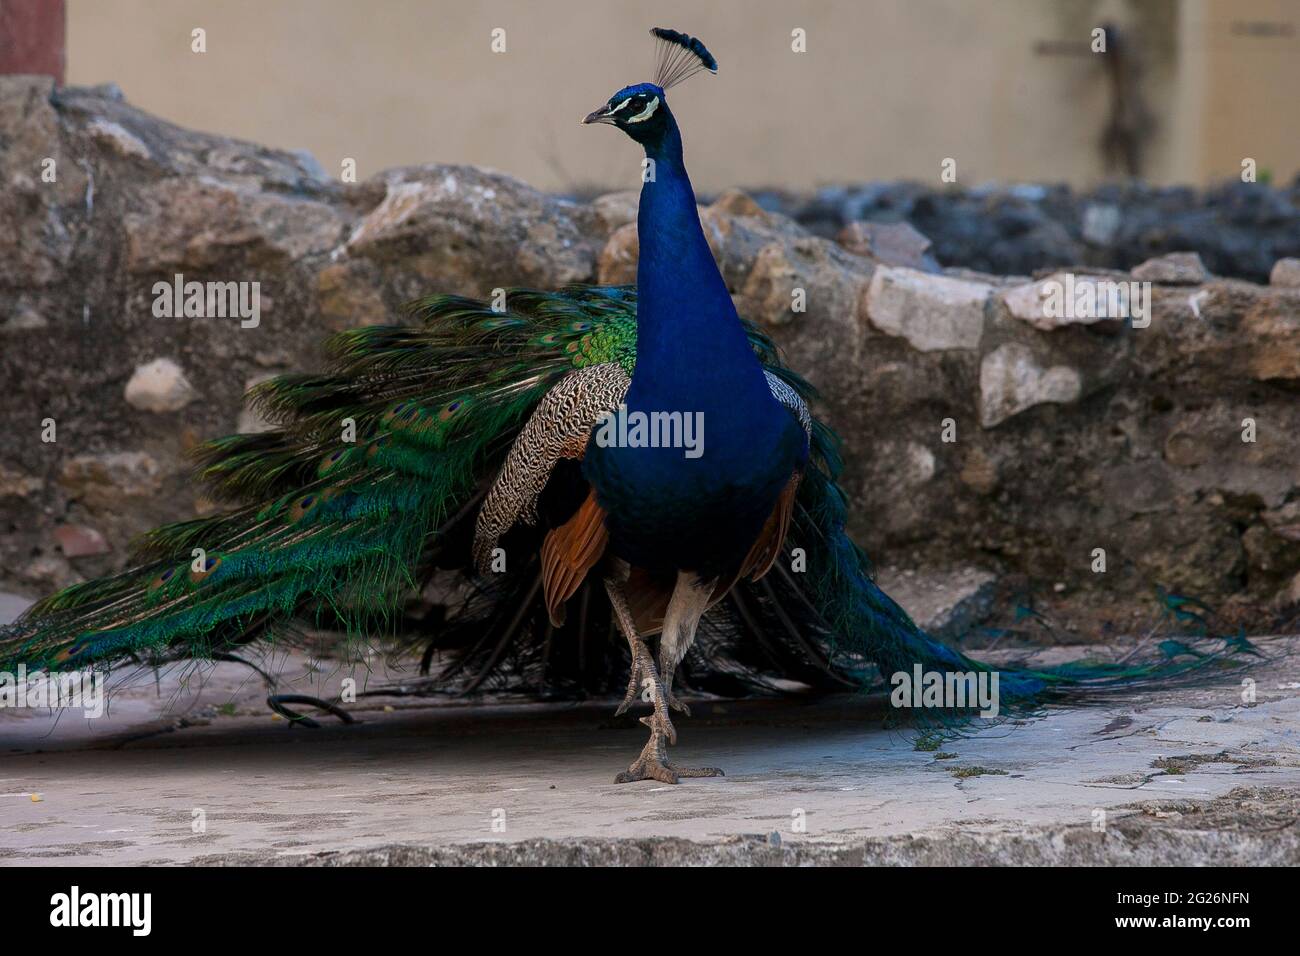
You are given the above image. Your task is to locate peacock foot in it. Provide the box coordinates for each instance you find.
[613,727,724,785]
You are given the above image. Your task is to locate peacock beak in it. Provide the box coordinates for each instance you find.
[582,106,618,126]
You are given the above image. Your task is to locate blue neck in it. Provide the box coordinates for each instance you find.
[632,112,769,405]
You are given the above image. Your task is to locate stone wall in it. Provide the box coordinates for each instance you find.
[2,77,1298,622]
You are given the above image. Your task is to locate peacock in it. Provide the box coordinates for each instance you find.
[1,28,1253,784]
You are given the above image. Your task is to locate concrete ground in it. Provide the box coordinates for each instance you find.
[1,589,1298,865]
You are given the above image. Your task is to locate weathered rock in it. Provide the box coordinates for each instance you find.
[1270,258,1300,288]
[1,79,1298,615]
[837,220,937,271]
[864,266,987,351]
[701,190,872,341]
[18,555,80,589]
[1239,298,1300,382]
[1262,501,1300,542]
[958,447,999,495]
[753,180,1300,284]
[86,118,151,160]
[0,76,74,289]
[876,566,999,639]
[1081,202,1122,245]
[124,357,197,413]
[235,373,279,433]
[346,167,600,292]
[596,222,638,286]
[2,303,48,332]
[0,464,44,498]
[54,523,111,558]
[1242,522,1300,580]
[314,260,388,329]
[123,177,343,273]
[59,451,164,512]
[979,343,1082,427]
[1000,272,1132,330]
[1163,421,1212,468]
[1131,251,1211,284]
[589,190,639,233]
[1278,570,1300,608]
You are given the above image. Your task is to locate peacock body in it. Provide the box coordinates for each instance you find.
[0,28,1251,783]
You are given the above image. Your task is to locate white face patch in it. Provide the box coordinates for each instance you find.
[608,97,632,115]
[626,95,660,124]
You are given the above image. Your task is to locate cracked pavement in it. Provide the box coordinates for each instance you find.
[2,632,1297,865]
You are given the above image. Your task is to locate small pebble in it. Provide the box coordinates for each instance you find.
[30,793,42,803]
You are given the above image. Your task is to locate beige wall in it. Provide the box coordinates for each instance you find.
[66,0,1298,193]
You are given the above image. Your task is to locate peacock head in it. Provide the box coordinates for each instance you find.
[582,28,716,148]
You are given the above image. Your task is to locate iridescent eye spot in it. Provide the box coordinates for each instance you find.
[54,641,85,663]
[318,448,350,476]
[289,493,321,523]
[439,398,470,422]
[189,554,223,583]
[148,565,180,593]
[382,402,411,428]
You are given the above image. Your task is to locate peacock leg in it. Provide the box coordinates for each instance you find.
[604,574,675,744]
[656,571,714,718]
[603,575,723,784]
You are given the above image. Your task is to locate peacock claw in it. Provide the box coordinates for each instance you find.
[614,642,649,716]
[614,666,640,716]
[613,728,724,785]
[663,689,691,716]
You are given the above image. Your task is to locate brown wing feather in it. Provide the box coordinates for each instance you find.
[541,468,801,634]
[541,489,609,627]
[739,471,802,582]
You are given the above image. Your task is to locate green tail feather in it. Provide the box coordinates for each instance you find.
[1,282,1261,714]
[1,286,639,673]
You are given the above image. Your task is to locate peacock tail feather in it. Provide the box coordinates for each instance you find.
[0,284,1256,715]
[2,287,638,675]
